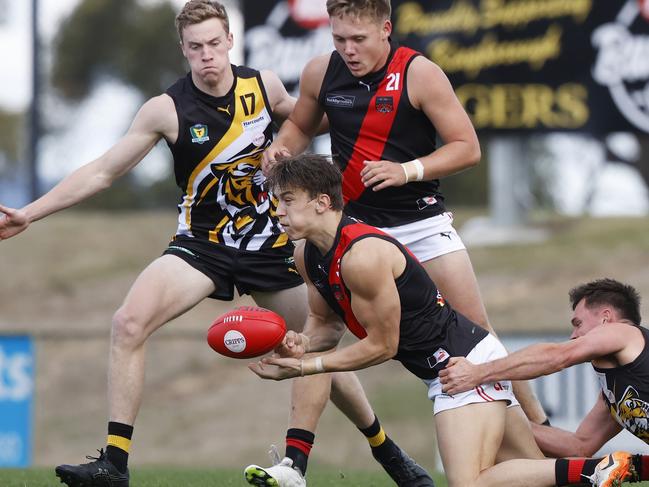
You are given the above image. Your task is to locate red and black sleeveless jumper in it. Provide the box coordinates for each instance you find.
[303,216,487,379]
[318,40,446,227]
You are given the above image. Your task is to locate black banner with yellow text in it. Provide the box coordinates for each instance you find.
[391,0,649,133]
[243,0,649,134]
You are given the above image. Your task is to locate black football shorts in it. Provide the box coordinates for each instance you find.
[163,236,303,300]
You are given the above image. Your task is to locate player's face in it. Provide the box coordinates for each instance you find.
[275,188,317,240]
[330,13,391,78]
[570,299,606,339]
[181,18,233,87]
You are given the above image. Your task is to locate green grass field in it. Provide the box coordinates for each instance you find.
[0,467,448,486]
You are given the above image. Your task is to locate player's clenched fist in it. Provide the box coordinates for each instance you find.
[0,204,30,240]
[261,144,292,176]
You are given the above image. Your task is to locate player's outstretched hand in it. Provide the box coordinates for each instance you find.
[261,144,292,176]
[0,204,29,241]
[274,330,308,358]
[361,160,408,191]
[438,357,481,395]
[248,356,302,381]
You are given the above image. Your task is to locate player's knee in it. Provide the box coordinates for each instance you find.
[111,307,147,348]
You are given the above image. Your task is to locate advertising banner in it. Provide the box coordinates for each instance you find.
[244,0,649,134]
[392,0,649,133]
[243,0,333,95]
[0,335,34,467]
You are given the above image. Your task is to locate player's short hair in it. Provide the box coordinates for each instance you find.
[268,154,345,211]
[569,278,642,325]
[326,0,391,22]
[176,0,229,41]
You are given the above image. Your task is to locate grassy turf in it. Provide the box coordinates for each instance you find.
[0,467,448,486]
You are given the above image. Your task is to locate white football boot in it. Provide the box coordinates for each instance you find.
[244,445,306,487]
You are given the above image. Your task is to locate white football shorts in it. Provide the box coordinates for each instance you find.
[423,333,519,415]
[378,212,466,263]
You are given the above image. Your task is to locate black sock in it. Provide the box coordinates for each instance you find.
[285,428,314,475]
[359,415,398,464]
[555,458,602,485]
[106,421,133,474]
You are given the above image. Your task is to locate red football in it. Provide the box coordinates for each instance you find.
[207,306,287,359]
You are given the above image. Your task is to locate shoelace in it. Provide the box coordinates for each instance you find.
[268,444,281,466]
[86,449,107,462]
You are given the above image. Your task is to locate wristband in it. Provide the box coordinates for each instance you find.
[314,356,325,373]
[400,159,425,183]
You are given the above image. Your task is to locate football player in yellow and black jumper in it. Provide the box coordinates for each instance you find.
[0,1,430,486]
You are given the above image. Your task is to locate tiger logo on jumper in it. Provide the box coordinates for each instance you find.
[613,385,649,442]
[207,148,277,239]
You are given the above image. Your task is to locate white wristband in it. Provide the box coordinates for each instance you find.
[401,163,410,183]
[314,356,325,373]
[400,159,425,183]
[411,158,424,181]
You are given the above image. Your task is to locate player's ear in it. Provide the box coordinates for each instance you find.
[382,19,392,40]
[601,307,612,324]
[315,193,331,212]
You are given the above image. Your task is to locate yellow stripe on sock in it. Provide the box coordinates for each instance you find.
[368,428,386,448]
[107,435,132,453]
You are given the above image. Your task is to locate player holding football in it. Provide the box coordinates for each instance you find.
[249,152,635,487]
[0,1,431,486]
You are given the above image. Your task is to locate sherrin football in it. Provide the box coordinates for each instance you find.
[207,306,287,359]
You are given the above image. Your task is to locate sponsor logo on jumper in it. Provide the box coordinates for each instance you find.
[242,116,267,131]
[416,195,438,210]
[190,124,209,144]
[427,348,450,368]
[252,132,266,147]
[325,94,355,108]
[217,105,231,116]
[375,96,394,113]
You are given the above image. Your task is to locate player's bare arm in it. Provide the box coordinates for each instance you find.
[0,95,176,241]
[273,242,347,358]
[260,69,296,124]
[261,69,329,139]
[532,393,622,458]
[439,322,635,394]
[262,55,329,172]
[253,238,404,380]
[360,56,481,191]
